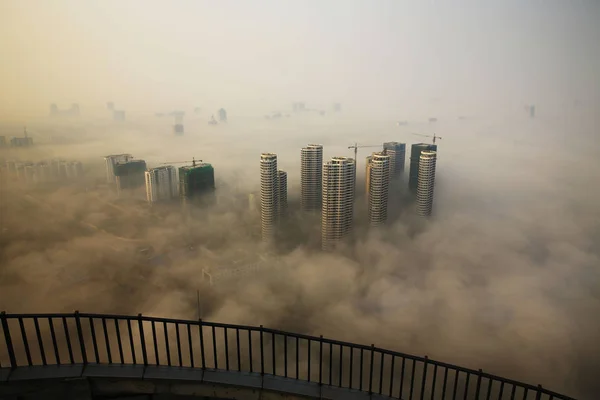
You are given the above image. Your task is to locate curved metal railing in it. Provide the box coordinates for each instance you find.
[0,312,575,400]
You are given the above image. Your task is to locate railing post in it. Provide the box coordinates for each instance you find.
[535,385,543,400]
[318,335,323,385]
[1,312,17,369]
[259,325,264,376]
[74,311,88,365]
[199,319,206,370]
[420,356,429,400]
[138,314,148,366]
[474,369,482,399]
[369,344,375,394]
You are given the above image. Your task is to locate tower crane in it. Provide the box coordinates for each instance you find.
[412,133,442,144]
[347,143,382,160]
[161,157,202,167]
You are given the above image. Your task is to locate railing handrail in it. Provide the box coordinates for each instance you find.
[0,312,576,400]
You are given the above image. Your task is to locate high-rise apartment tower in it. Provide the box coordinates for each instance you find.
[105,154,133,183]
[179,163,215,201]
[278,170,287,216]
[383,142,406,179]
[300,144,323,212]
[409,143,437,192]
[366,152,391,226]
[115,160,147,193]
[260,153,279,242]
[146,166,178,203]
[416,151,437,216]
[321,157,356,251]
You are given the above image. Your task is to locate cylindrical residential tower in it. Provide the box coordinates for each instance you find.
[409,143,437,192]
[278,170,287,216]
[416,151,437,216]
[383,142,406,179]
[260,153,279,242]
[321,157,356,251]
[366,152,391,226]
[301,144,323,212]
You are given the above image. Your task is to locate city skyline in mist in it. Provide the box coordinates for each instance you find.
[1,2,600,399]
[2,0,600,119]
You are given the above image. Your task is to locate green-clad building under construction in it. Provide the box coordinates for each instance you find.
[179,162,215,201]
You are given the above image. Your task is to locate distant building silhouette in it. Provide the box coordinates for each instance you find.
[218,108,227,122]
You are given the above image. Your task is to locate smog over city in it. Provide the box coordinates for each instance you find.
[1,1,599,399]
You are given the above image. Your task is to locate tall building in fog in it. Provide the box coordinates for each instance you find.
[278,170,287,216]
[300,144,323,212]
[179,162,215,202]
[409,143,437,192]
[104,154,133,183]
[383,142,406,179]
[115,160,147,193]
[416,151,437,216]
[321,157,356,251]
[145,166,178,203]
[65,161,84,179]
[260,153,279,242]
[366,152,391,226]
[218,108,227,122]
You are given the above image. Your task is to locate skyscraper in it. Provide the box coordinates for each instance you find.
[105,154,133,183]
[145,166,178,203]
[260,153,279,242]
[65,161,84,180]
[278,170,287,216]
[409,143,437,192]
[178,162,215,201]
[383,142,406,179]
[416,151,437,217]
[366,152,391,226]
[115,160,147,193]
[321,157,356,251]
[300,144,323,212]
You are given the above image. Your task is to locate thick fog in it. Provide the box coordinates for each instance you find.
[1,1,600,399]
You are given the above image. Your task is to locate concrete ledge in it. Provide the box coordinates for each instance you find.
[0,364,396,399]
[83,364,145,379]
[144,366,204,381]
[263,375,320,398]
[203,370,262,389]
[7,365,84,381]
[321,385,370,400]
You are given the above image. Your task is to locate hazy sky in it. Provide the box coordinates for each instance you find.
[2,0,599,118]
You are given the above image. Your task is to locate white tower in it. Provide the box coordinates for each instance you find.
[321,157,356,251]
[366,152,391,226]
[145,166,178,203]
[416,151,437,216]
[260,153,279,242]
[301,144,323,212]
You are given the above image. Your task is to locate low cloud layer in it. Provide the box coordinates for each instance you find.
[0,111,599,399]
